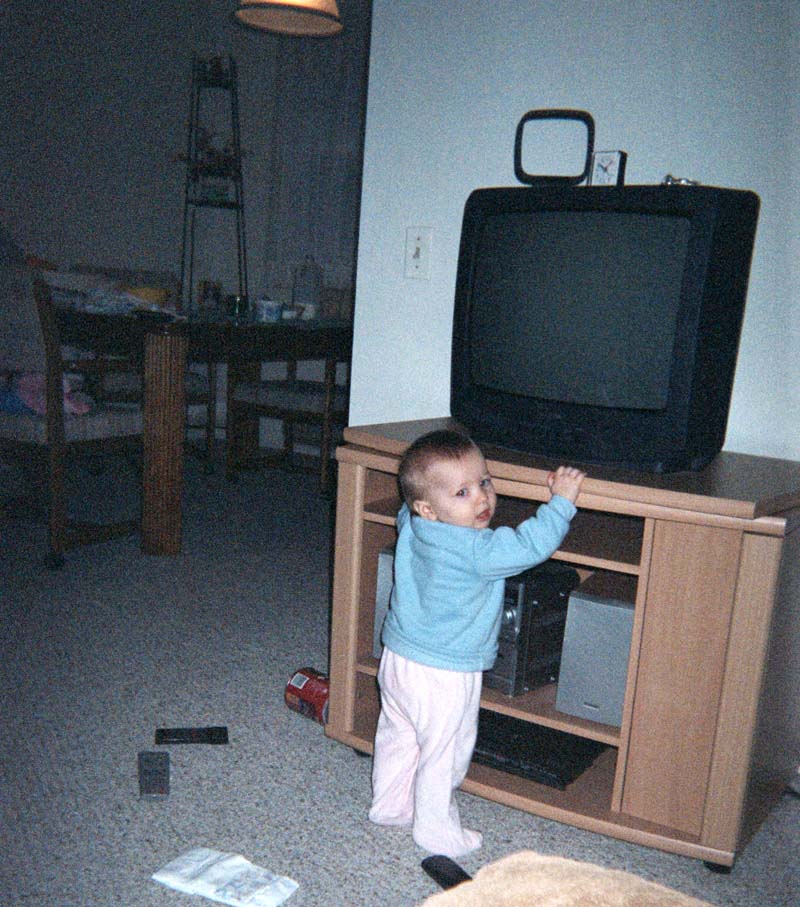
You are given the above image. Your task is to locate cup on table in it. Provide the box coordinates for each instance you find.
[253,298,282,323]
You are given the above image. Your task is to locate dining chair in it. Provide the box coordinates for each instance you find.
[0,227,143,567]
[225,340,349,494]
[59,265,217,461]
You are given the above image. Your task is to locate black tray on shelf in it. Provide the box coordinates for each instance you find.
[473,708,608,790]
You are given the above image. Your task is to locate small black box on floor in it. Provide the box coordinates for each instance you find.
[138,751,169,799]
[483,560,581,696]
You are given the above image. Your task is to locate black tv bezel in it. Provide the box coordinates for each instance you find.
[450,185,760,473]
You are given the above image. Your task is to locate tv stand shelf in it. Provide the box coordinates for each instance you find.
[326,418,800,866]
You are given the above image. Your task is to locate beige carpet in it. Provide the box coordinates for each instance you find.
[419,851,715,907]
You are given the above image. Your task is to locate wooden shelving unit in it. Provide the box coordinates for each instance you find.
[326,418,800,866]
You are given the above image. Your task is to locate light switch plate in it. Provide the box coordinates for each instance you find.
[405,227,431,279]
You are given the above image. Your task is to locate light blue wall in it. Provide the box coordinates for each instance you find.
[351,0,800,460]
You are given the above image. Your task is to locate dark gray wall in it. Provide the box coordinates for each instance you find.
[0,0,370,300]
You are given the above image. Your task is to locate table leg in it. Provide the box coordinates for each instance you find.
[240,360,261,459]
[141,328,187,555]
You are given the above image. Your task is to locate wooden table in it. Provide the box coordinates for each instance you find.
[57,310,352,555]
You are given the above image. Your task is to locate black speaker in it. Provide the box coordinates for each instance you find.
[484,561,581,697]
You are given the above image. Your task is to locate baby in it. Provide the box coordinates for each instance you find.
[369,429,585,857]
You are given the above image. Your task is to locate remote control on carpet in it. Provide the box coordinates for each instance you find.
[421,855,472,890]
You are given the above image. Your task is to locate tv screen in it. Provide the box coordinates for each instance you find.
[451,185,760,472]
[470,210,690,411]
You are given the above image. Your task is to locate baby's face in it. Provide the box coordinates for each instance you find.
[417,448,497,529]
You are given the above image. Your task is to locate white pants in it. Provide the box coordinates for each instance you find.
[369,649,483,858]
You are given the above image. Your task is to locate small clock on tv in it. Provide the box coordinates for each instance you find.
[589,150,627,186]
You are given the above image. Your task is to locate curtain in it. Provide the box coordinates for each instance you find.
[262,0,372,316]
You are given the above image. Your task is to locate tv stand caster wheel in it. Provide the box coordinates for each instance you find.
[703,861,732,874]
[353,748,370,758]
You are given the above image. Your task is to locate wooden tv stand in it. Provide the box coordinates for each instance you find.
[325,418,800,866]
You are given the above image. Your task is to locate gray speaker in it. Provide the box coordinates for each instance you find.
[555,573,635,727]
[373,546,395,658]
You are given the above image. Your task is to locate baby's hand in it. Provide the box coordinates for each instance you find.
[547,466,586,504]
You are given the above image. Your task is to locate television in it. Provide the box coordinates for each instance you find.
[450,184,760,473]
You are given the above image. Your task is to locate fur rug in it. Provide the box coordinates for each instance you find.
[419,851,714,907]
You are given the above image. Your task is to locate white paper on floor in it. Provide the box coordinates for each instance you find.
[152,847,298,906]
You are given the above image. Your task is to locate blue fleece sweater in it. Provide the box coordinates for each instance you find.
[381,496,576,672]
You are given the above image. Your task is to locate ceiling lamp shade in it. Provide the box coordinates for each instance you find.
[235,0,342,36]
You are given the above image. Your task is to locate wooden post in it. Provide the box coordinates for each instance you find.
[141,325,187,555]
